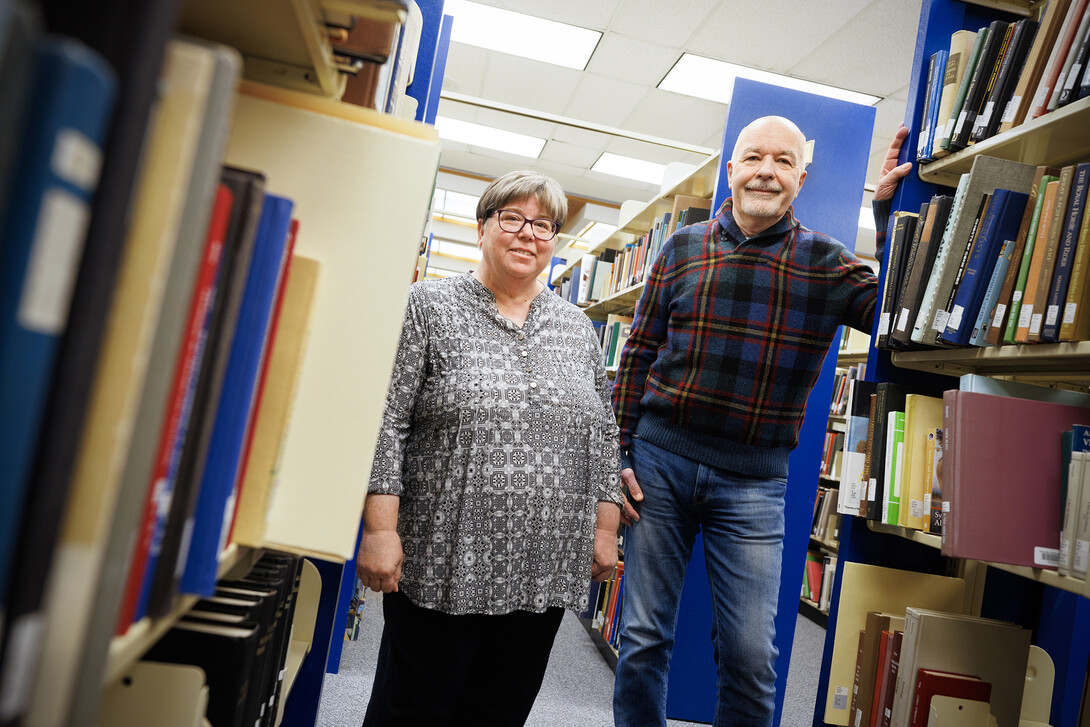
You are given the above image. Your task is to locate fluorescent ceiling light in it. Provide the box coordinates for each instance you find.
[592,153,666,186]
[659,54,881,107]
[432,239,483,261]
[433,189,480,219]
[427,266,462,278]
[581,222,618,245]
[435,116,546,158]
[858,207,876,231]
[444,0,601,70]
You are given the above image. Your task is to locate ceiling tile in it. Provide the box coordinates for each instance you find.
[441,43,490,96]
[686,0,873,73]
[622,88,726,147]
[789,0,922,97]
[476,51,584,116]
[540,140,602,168]
[605,0,720,47]
[585,33,680,86]
[488,0,620,30]
[563,73,651,127]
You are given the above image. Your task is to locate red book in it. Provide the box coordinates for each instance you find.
[115,184,234,635]
[869,630,894,727]
[941,390,1090,569]
[909,668,992,727]
[224,218,299,545]
[879,630,903,727]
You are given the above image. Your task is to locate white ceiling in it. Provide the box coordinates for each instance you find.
[433,0,924,258]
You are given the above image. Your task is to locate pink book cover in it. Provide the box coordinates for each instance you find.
[941,390,1090,568]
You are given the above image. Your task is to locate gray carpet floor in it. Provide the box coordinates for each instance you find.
[315,593,826,727]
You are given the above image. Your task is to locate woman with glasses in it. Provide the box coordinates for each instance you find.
[358,170,623,726]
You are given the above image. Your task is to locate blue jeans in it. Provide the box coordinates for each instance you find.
[612,436,785,727]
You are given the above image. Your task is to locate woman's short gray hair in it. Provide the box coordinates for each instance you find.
[475,170,568,229]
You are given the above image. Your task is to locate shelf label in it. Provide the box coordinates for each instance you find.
[1064,302,1078,324]
[834,686,849,711]
[931,309,950,332]
[1045,305,1060,326]
[1034,546,1060,569]
[878,312,891,336]
[992,303,1007,328]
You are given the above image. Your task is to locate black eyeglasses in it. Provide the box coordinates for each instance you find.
[491,209,559,241]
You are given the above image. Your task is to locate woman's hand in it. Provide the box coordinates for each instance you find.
[619,467,643,526]
[356,529,404,593]
[592,527,618,581]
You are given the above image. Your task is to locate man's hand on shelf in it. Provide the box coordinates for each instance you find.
[874,123,913,202]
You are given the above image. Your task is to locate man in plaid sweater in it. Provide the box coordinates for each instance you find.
[611,117,910,726]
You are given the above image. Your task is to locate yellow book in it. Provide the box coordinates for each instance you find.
[233,255,321,547]
[824,562,967,726]
[899,394,944,530]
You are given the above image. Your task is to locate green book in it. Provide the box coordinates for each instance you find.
[884,411,906,526]
[939,26,988,152]
[1003,174,1059,342]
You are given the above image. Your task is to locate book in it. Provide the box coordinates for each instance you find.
[939,27,988,154]
[840,379,878,517]
[900,395,943,531]
[143,619,261,727]
[1047,1,1090,112]
[948,20,1010,151]
[1022,168,1074,342]
[883,411,906,526]
[142,166,267,620]
[1062,424,1090,576]
[936,192,994,342]
[181,192,295,597]
[16,35,223,727]
[868,630,894,727]
[1041,162,1090,341]
[0,36,116,636]
[863,393,879,520]
[1057,8,1090,106]
[999,0,1073,132]
[942,188,1030,345]
[941,390,1090,569]
[984,165,1056,345]
[852,612,907,727]
[970,18,1038,142]
[879,630,904,727]
[917,50,947,163]
[823,562,966,727]
[893,198,953,348]
[924,429,944,536]
[958,371,1090,407]
[1028,0,1090,120]
[0,0,39,228]
[877,211,920,349]
[1060,173,1090,340]
[890,607,1030,727]
[867,383,911,524]
[886,205,929,349]
[909,669,992,727]
[1073,424,1090,578]
[967,236,1017,347]
[1004,174,1061,342]
[231,254,320,548]
[913,156,1037,347]
[931,29,978,159]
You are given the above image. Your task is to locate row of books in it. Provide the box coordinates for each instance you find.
[876,155,1090,351]
[838,372,1090,575]
[812,485,841,545]
[587,561,625,653]
[820,429,845,480]
[118,550,306,727]
[0,33,323,725]
[802,550,837,613]
[556,194,713,307]
[597,313,633,371]
[830,363,867,417]
[918,1,1090,163]
[848,605,1030,727]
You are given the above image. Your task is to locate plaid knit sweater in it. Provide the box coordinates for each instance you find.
[612,197,882,479]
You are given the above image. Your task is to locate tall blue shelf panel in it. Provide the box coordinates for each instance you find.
[812,2,1090,727]
[660,77,875,724]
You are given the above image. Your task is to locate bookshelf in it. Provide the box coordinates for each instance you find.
[1,2,445,725]
[814,1,1090,726]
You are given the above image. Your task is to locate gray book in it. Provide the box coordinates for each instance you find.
[890,607,1031,727]
[911,156,1037,346]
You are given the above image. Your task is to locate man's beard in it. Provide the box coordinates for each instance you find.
[737,186,784,219]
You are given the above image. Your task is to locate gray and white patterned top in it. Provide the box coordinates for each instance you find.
[368,273,623,615]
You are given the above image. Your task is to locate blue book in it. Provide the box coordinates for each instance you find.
[179,193,294,595]
[1040,162,1090,342]
[942,188,1029,345]
[968,236,1017,347]
[0,37,116,606]
[917,49,947,163]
